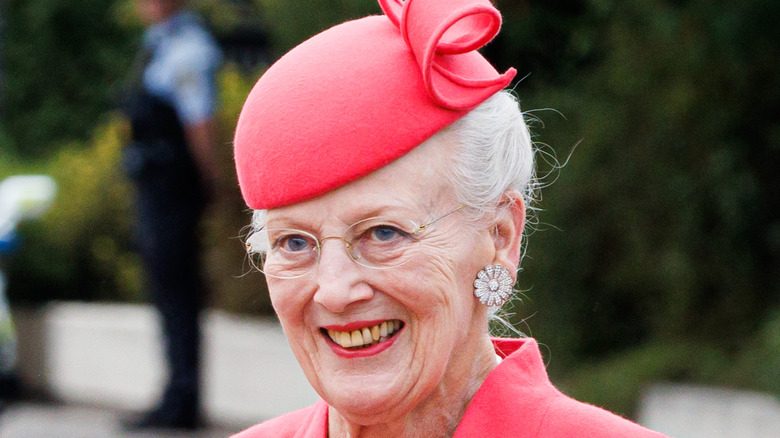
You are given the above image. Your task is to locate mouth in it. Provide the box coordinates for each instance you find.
[322,320,404,350]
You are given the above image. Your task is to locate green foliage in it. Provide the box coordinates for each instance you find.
[1,0,138,158]
[511,0,780,375]
[721,309,780,395]
[255,0,378,55]
[1,1,272,312]
[204,65,274,315]
[3,67,274,314]
[4,117,141,302]
[558,340,730,417]
[561,310,780,417]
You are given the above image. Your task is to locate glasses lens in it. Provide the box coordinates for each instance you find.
[345,216,422,269]
[246,228,319,278]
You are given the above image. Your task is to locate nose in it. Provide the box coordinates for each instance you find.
[312,239,373,313]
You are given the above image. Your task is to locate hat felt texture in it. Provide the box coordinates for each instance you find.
[234,0,516,209]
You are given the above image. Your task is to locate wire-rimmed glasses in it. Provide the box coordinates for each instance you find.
[245,205,465,279]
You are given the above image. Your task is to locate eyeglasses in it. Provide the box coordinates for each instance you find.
[245,205,466,279]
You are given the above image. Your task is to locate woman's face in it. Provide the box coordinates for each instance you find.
[263,135,499,424]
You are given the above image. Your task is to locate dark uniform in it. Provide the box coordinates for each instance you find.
[122,10,221,429]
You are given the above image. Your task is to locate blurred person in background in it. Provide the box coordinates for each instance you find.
[120,0,221,430]
[230,0,669,436]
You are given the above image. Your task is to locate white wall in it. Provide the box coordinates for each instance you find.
[28,302,318,427]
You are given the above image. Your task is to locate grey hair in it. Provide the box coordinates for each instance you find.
[441,91,537,330]
[440,90,537,226]
[251,209,267,232]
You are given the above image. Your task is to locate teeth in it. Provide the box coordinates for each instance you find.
[326,320,403,350]
[340,331,352,348]
[351,330,363,347]
[362,327,372,344]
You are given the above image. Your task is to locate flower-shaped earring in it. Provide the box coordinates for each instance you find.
[474,264,513,307]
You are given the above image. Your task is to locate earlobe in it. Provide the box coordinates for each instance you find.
[490,192,526,276]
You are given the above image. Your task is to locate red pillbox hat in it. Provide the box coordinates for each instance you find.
[234,0,516,209]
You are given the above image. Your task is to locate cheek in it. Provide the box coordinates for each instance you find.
[406,234,492,324]
[406,253,475,320]
[267,281,321,369]
[267,280,308,327]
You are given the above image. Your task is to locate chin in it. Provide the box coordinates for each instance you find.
[321,375,411,420]
[330,393,407,424]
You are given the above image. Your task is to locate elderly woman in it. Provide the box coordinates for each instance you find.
[232,0,668,437]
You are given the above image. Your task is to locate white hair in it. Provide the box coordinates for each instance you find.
[442,91,537,329]
[441,90,537,226]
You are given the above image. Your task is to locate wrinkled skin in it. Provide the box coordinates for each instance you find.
[263,133,525,437]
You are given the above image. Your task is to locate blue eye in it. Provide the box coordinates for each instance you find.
[277,235,312,252]
[371,226,404,242]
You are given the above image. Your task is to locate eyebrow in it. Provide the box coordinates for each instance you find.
[265,205,420,231]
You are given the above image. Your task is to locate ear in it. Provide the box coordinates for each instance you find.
[490,191,526,277]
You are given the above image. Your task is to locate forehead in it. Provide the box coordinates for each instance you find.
[266,132,456,225]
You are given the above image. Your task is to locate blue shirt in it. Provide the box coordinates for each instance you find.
[143,11,222,126]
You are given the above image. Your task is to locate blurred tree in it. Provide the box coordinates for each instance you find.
[0,0,6,117]
[0,0,137,158]
[255,0,377,56]
[510,0,780,377]
[8,118,139,303]
[1,0,272,312]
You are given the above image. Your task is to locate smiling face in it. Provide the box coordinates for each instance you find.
[263,133,503,426]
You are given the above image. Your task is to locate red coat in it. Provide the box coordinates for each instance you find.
[232,338,668,437]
